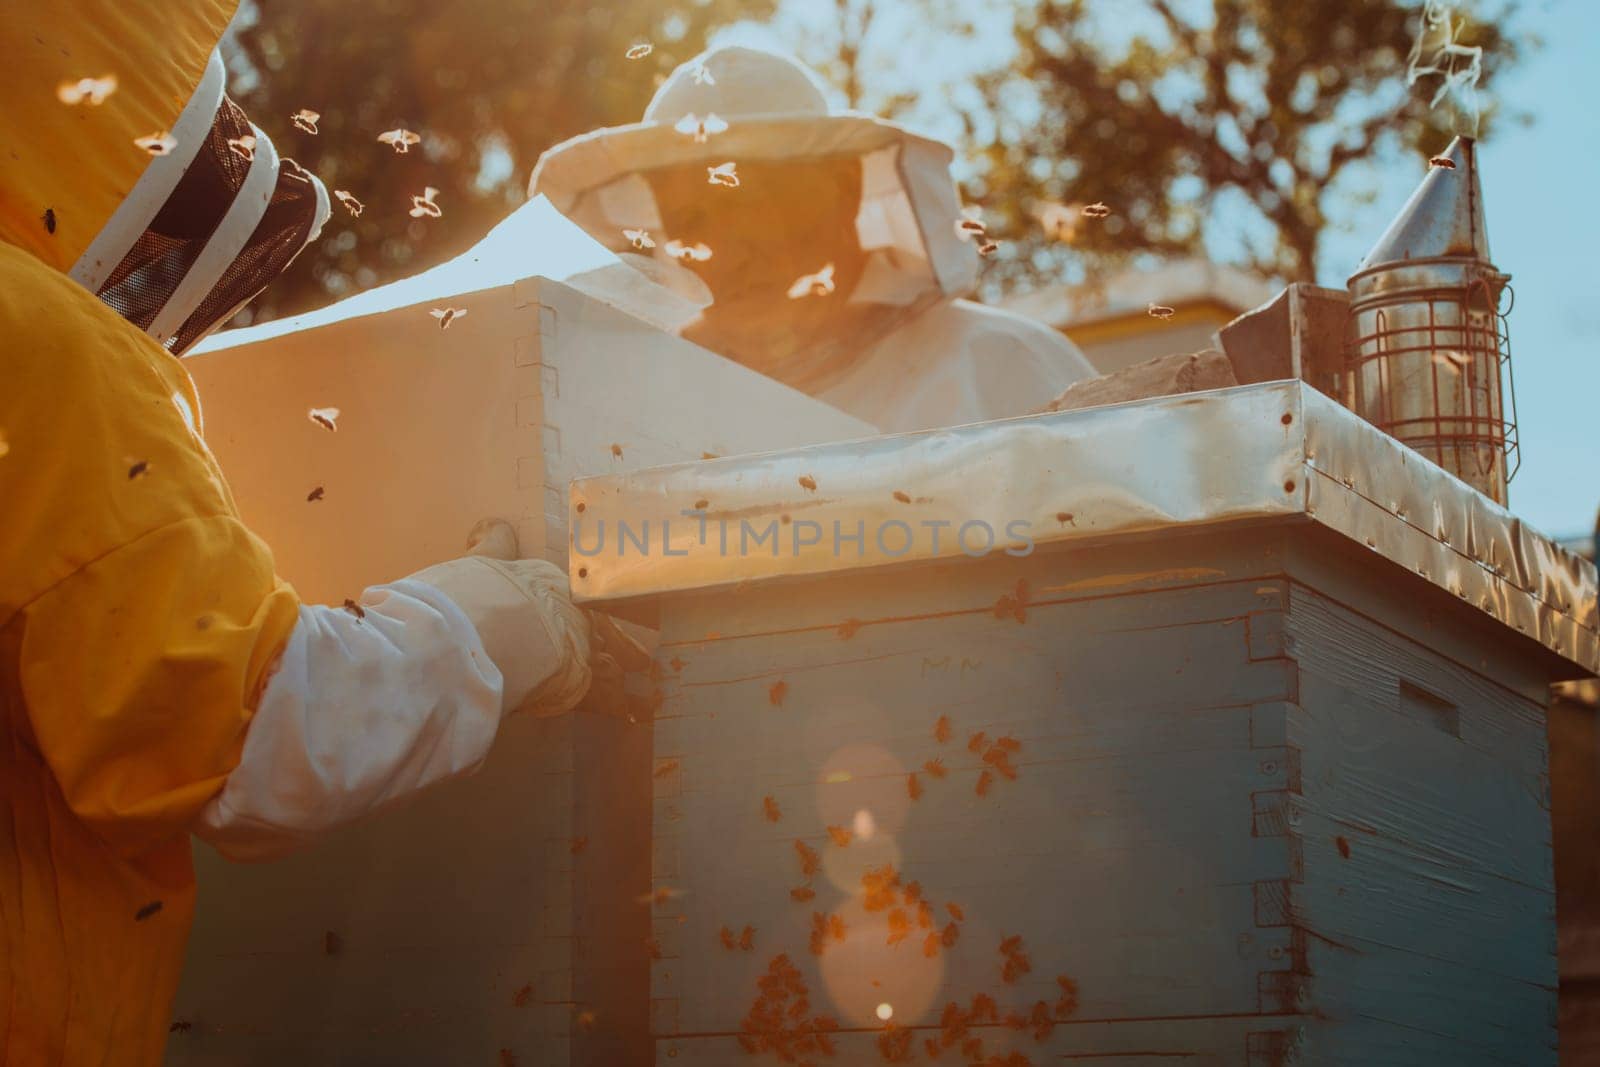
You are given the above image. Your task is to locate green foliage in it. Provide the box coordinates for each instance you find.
[223,0,770,321]
[967,0,1523,289]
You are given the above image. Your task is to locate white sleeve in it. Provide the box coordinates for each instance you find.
[194,577,503,861]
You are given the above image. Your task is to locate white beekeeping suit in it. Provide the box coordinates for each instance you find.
[530,45,1095,433]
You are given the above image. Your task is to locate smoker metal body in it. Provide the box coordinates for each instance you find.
[574,381,1595,1064]
[1346,136,1517,504]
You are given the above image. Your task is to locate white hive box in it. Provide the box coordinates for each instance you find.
[165,199,873,1066]
[573,381,1597,1066]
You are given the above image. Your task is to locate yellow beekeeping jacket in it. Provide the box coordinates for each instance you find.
[0,3,301,1062]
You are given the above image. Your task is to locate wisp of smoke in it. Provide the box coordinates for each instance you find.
[1407,0,1485,135]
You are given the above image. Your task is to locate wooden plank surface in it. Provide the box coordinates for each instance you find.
[648,537,1300,1062]
[648,529,1558,1065]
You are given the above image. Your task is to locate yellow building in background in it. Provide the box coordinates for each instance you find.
[998,259,1276,375]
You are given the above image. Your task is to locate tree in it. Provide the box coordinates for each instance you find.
[967,0,1523,291]
[222,0,770,323]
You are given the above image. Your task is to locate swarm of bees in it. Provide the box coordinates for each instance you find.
[737,954,839,1059]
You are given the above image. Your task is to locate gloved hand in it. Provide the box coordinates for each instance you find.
[408,520,646,718]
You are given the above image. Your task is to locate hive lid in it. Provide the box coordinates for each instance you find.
[571,380,1597,677]
[1357,136,1491,270]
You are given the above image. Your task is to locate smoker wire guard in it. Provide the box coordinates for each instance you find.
[570,379,1597,679]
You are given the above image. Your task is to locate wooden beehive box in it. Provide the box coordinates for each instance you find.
[164,204,873,1066]
[572,381,1598,1065]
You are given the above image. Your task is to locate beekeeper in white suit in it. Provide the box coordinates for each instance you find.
[529,45,1095,433]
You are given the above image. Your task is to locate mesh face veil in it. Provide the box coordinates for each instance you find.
[68,51,330,355]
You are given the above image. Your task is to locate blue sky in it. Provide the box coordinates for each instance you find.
[725,0,1598,542]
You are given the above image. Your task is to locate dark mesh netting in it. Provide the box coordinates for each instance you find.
[168,157,320,354]
[95,96,255,330]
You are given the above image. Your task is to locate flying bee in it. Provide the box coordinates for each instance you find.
[334,190,364,217]
[1147,302,1176,320]
[342,598,366,620]
[623,227,655,249]
[409,186,442,218]
[306,486,325,502]
[763,795,783,822]
[768,680,787,706]
[42,208,55,234]
[786,263,836,299]
[739,925,755,950]
[663,238,713,262]
[795,839,820,877]
[706,161,740,187]
[1428,154,1456,169]
[798,474,817,491]
[377,128,421,153]
[720,926,737,950]
[127,460,150,480]
[1081,201,1112,218]
[57,75,117,105]
[934,715,952,743]
[975,770,993,797]
[430,306,467,329]
[625,42,653,59]
[291,108,320,134]
[308,406,340,432]
[826,825,851,847]
[978,240,999,257]
[134,131,178,156]
[967,731,987,754]
[691,62,715,85]
[673,111,729,144]
[226,134,257,161]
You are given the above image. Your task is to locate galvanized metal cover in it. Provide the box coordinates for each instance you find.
[571,381,1597,676]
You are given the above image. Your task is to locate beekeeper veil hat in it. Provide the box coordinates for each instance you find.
[0,0,330,354]
[529,45,979,310]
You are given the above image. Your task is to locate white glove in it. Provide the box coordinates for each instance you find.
[408,520,594,718]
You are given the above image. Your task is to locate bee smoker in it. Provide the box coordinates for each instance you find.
[1345,136,1517,504]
